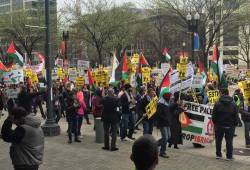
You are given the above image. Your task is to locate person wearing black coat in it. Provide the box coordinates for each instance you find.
[212,88,238,160]
[17,86,45,114]
[168,92,184,149]
[155,92,172,158]
[101,88,120,151]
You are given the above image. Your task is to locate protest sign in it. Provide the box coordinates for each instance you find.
[142,67,151,84]
[146,96,158,119]
[76,76,84,87]
[192,75,203,89]
[247,70,250,79]
[131,53,140,64]
[31,72,39,85]
[3,68,24,84]
[57,68,65,80]
[6,88,20,99]
[239,80,250,106]
[92,68,109,87]
[52,68,58,80]
[130,74,137,88]
[55,59,64,68]
[182,101,214,144]
[207,90,220,104]
[68,67,78,82]
[177,63,188,80]
[77,60,89,70]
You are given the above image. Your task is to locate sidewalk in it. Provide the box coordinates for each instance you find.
[0,112,250,170]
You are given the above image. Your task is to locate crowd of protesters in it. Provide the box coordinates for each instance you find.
[0,76,250,170]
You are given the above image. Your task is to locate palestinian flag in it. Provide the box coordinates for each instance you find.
[159,68,172,97]
[198,62,207,86]
[0,60,12,71]
[122,51,128,80]
[209,45,228,88]
[139,52,149,66]
[7,41,23,66]
[182,111,204,134]
[136,53,149,87]
[162,48,171,62]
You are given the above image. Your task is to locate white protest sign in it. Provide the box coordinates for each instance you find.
[68,68,78,82]
[6,88,20,99]
[182,101,214,144]
[169,70,192,93]
[2,68,24,84]
[130,74,137,88]
[55,59,64,68]
[52,68,58,80]
[192,75,203,89]
[77,60,89,70]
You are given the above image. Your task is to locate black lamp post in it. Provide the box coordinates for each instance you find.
[41,0,60,136]
[186,12,200,63]
[62,31,69,60]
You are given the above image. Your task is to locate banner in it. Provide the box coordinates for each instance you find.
[207,90,220,104]
[146,96,158,119]
[2,68,24,84]
[182,101,214,144]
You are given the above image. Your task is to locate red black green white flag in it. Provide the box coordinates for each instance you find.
[159,67,172,97]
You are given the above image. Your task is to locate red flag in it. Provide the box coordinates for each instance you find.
[7,41,15,54]
[0,61,13,72]
[122,52,128,80]
[88,69,94,86]
[212,45,217,62]
[139,53,149,65]
[60,41,65,55]
[198,62,205,73]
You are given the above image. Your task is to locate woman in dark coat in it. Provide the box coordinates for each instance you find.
[168,92,184,149]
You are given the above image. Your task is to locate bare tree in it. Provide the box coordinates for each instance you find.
[62,0,138,64]
[149,0,247,68]
[2,11,44,60]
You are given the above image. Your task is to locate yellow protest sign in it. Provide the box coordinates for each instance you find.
[141,67,151,84]
[131,53,140,64]
[207,90,220,104]
[247,70,250,78]
[24,69,33,78]
[31,73,39,85]
[177,63,187,80]
[57,68,65,80]
[92,67,110,87]
[76,76,84,87]
[146,96,158,119]
[180,57,188,64]
[240,80,250,106]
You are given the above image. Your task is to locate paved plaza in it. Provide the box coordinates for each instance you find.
[1,112,250,170]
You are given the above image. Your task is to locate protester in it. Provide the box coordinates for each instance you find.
[92,88,103,129]
[1,107,44,170]
[131,135,158,170]
[120,84,135,140]
[101,88,120,151]
[76,88,87,137]
[82,85,91,125]
[141,88,156,135]
[17,85,45,114]
[212,88,239,160]
[65,87,81,143]
[155,92,172,158]
[168,92,184,149]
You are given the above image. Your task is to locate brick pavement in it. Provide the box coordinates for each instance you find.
[1,113,250,170]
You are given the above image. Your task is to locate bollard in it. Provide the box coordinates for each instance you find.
[95,117,104,143]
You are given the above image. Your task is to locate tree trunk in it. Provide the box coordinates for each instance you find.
[97,48,102,65]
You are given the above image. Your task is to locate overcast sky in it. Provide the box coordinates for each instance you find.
[57,0,146,10]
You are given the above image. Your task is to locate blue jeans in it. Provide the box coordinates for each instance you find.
[143,120,154,135]
[158,126,171,155]
[244,122,250,145]
[120,113,134,139]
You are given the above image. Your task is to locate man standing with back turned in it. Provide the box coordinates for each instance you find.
[212,88,238,161]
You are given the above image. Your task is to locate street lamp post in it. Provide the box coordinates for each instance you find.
[41,0,60,136]
[186,12,200,63]
[62,31,69,60]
